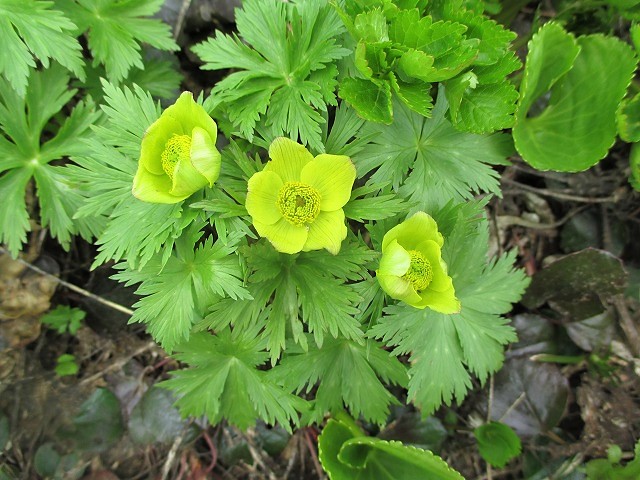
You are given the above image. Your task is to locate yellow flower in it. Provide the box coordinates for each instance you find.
[132,92,221,203]
[376,212,460,313]
[245,138,356,254]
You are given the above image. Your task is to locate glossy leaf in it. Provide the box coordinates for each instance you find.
[339,77,393,124]
[514,23,636,171]
[318,417,464,480]
[474,422,522,468]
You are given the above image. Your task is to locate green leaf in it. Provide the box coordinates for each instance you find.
[193,0,348,151]
[161,330,305,431]
[0,66,100,255]
[370,203,529,415]
[452,82,519,134]
[271,338,408,424]
[80,56,183,101]
[339,77,393,124]
[56,0,178,81]
[114,234,250,352]
[41,305,86,334]
[344,186,409,222]
[0,0,84,96]
[513,23,637,171]
[318,417,465,480]
[354,9,389,42]
[474,422,522,468]
[55,354,79,376]
[354,94,512,211]
[0,168,31,255]
[617,92,640,142]
[389,75,433,117]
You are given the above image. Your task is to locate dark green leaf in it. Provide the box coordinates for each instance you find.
[474,422,522,468]
[67,388,124,452]
[488,357,569,437]
[129,387,190,445]
[340,77,393,124]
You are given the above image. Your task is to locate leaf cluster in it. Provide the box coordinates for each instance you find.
[0,0,85,96]
[193,0,349,151]
[334,0,521,133]
[370,201,530,415]
[0,65,100,255]
[55,0,178,81]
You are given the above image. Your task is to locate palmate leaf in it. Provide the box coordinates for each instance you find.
[193,0,349,151]
[0,65,100,255]
[370,202,530,416]
[161,330,306,431]
[55,0,178,81]
[79,56,183,101]
[226,241,366,363]
[113,234,251,352]
[65,82,204,269]
[353,93,512,211]
[0,0,85,96]
[271,338,408,424]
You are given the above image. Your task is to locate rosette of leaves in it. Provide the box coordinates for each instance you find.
[192,0,349,152]
[0,65,100,256]
[333,0,521,133]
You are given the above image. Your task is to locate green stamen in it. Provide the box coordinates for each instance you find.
[277,182,321,226]
[161,134,192,179]
[403,250,433,291]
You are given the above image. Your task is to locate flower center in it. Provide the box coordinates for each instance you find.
[277,182,321,226]
[161,134,192,179]
[403,250,433,291]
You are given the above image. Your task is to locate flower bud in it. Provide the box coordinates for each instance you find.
[132,92,221,204]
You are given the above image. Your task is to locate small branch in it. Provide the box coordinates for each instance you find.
[0,248,133,316]
[173,0,192,40]
[303,428,324,480]
[613,295,640,357]
[161,424,190,480]
[497,205,588,230]
[502,178,621,204]
[79,341,157,386]
[498,392,526,424]
[243,429,278,480]
[487,375,494,423]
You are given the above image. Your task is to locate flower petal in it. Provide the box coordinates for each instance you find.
[378,239,411,277]
[416,239,451,292]
[169,152,209,198]
[265,137,313,182]
[300,154,356,210]
[303,209,347,254]
[417,286,461,314]
[246,170,284,226]
[140,115,184,175]
[132,164,186,204]
[255,217,308,254]
[190,126,221,186]
[382,211,443,251]
[377,274,422,306]
[165,92,219,142]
